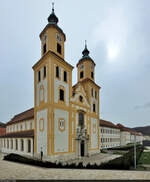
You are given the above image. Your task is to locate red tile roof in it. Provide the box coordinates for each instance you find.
[0,130,34,138]
[0,122,6,128]
[117,124,136,134]
[7,108,34,126]
[100,119,119,129]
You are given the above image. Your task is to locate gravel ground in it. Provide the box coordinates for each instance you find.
[0,153,150,180]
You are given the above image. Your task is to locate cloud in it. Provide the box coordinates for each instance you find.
[134,102,150,110]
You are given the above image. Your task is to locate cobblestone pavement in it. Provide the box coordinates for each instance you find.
[0,153,150,180]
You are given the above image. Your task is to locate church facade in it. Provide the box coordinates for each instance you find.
[0,6,100,160]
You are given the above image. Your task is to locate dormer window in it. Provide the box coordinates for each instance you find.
[57,43,62,54]
[80,71,84,79]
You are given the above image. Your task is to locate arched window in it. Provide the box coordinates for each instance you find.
[79,96,83,102]
[60,89,64,101]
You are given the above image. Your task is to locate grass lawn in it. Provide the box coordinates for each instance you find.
[138,152,150,165]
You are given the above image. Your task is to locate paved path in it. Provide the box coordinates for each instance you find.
[0,153,150,180]
[66,153,121,166]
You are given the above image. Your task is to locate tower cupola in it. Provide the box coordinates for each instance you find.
[77,41,96,83]
[40,3,66,59]
[48,3,59,24]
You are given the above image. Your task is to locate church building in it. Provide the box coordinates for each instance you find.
[0,5,101,160]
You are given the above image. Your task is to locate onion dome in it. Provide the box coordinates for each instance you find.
[48,3,59,24]
[82,41,90,57]
[77,41,96,67]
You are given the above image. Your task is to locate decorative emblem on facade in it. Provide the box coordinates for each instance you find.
[58,118,65,132]
[93,123,96,134]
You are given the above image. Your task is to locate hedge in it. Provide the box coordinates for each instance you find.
[3,145,144,170]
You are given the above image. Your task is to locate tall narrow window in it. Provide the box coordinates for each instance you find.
[91,88,94,97]
[21,139,24,151]
[57,43,62,54]
[43,43,46,54]
[79,96,83,102]
[91,72,94,79]
[93,103,96,112]
[4,139,5,148]
[28,140,31,153]
[11,140,13,149]
[16,139,18,150]
[38,71,41,82]
[79,112,84,129]
[95,91,97,99]
[56,66,59,78]
[60,89,64,101]
[64,71,67,82]
[44,66,46,78]
[7,140,9,149]
[80,71,84,79]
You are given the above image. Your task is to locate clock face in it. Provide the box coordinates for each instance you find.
[80,64,84,70]
[56,33,62,43]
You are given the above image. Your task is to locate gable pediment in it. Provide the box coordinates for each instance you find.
[71,83,90,108]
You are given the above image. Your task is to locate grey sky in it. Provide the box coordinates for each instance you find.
[0,0,150,127]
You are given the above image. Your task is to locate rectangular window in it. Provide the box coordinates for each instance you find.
[93,104,96,112]
[7,140,9,149]
[60,89,64,101]
[44,66,46,78]
[11,140,13,149]
[91,72,94,79]
[57,43,62,54]
[16,139,18,150]
[21,140,24,151]
[28,140,31,153]
[43,43,46,54]
[91,88,94,97]
[80,71,84,79]
[56,66,59,78]
[64,71,67,82]
[38,71,41,82]
[95,91,97,99]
